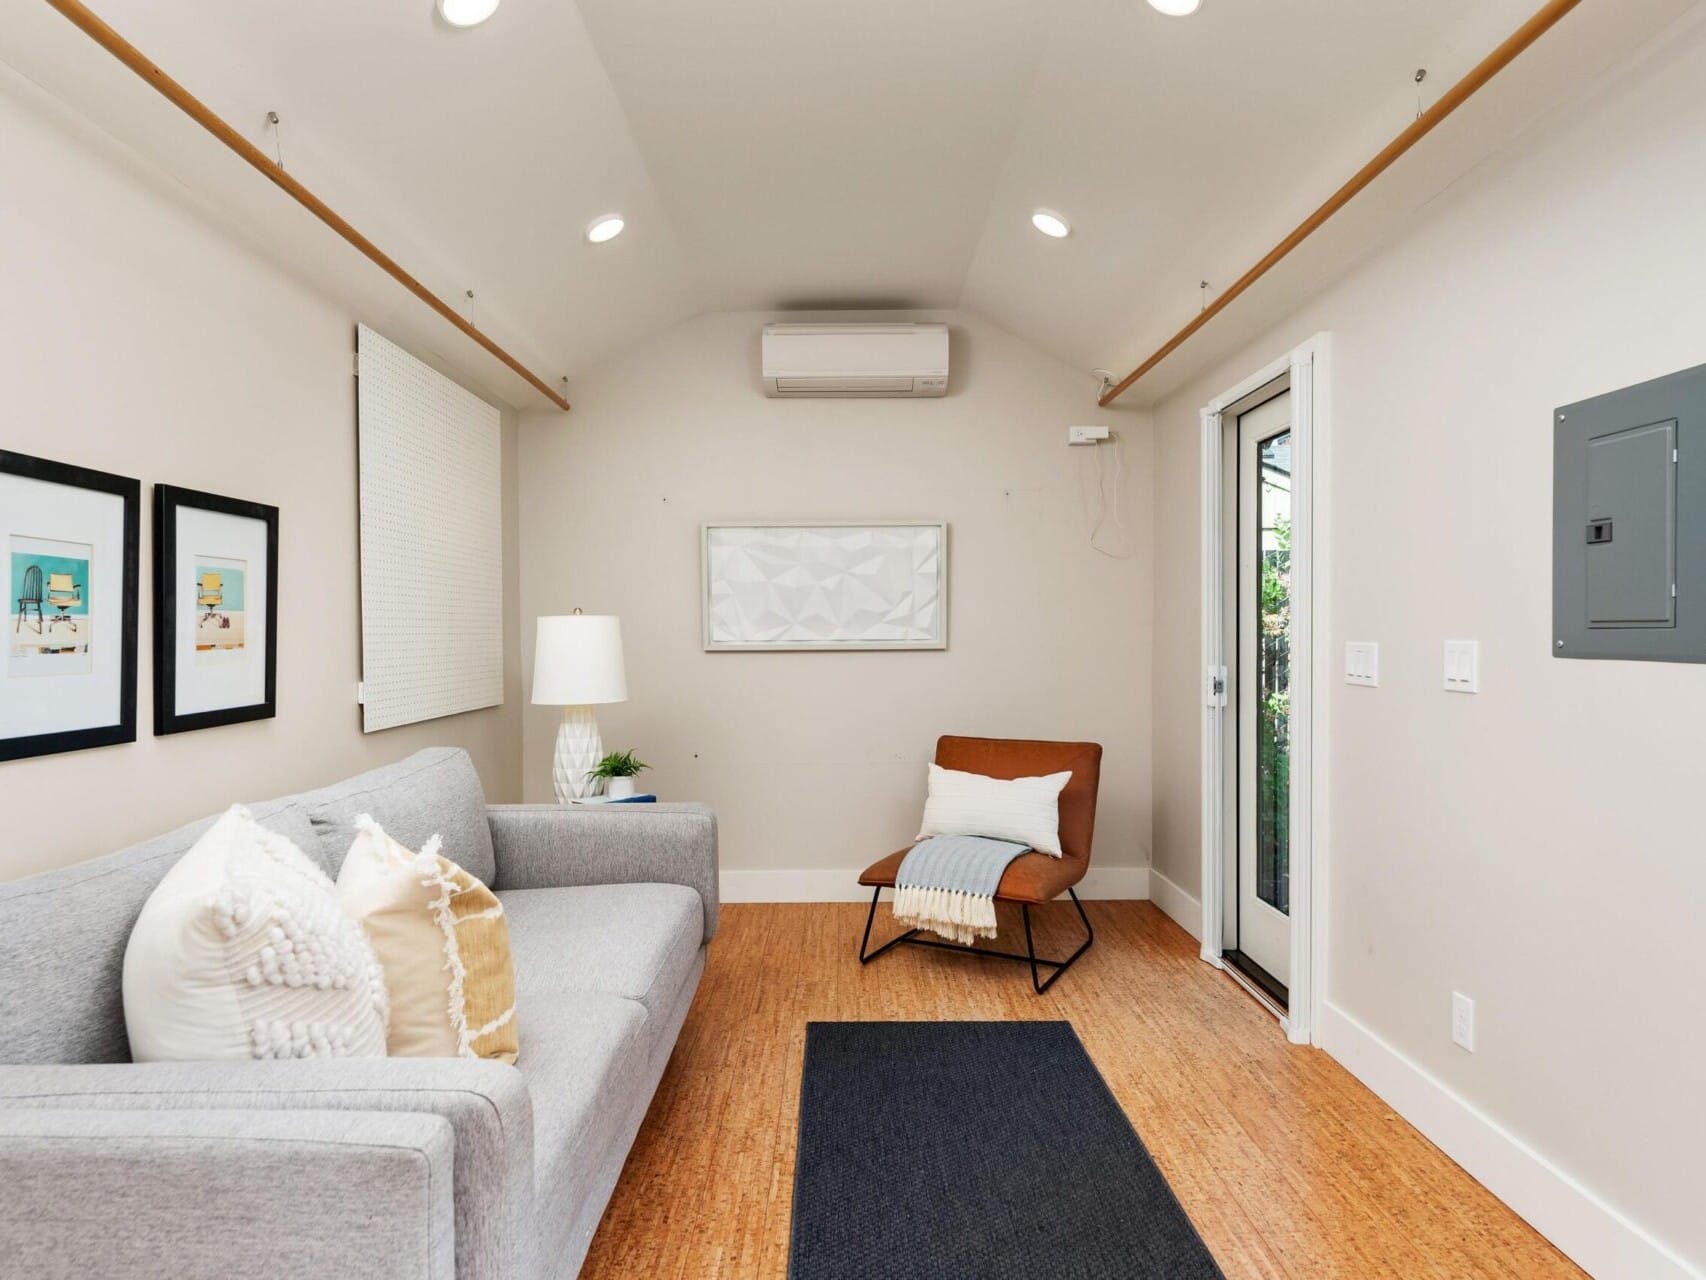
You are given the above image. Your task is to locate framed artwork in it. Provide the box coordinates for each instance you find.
[702,521,948,651]
[153,484,279,735]
[1,450,140,762]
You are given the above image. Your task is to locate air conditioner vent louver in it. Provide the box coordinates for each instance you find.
[774,376,916,395]
[762,323,949,398]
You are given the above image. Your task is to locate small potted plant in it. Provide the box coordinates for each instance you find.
[591,749,650,800]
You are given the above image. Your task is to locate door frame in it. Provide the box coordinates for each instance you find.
[1199,333,1330,1046]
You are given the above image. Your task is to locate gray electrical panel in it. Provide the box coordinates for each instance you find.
[1554,362,1706,662]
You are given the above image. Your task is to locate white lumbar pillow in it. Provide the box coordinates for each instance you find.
[915,763,1073,857]
[123,805,389,1062]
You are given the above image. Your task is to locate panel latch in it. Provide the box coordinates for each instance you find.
[1585,518,1614,545]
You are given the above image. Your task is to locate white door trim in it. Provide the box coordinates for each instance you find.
[1199,333,1331,1046]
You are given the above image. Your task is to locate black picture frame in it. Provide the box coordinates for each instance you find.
[0,450,140,763]
[153,484,279,736]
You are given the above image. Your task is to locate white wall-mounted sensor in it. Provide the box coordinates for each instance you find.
[1068,426,1111,446]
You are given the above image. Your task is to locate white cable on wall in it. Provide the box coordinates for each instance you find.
[356,325,503,732]
[1077,434,1133,560]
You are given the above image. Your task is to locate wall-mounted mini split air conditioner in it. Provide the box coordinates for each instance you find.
[761,322,949,398]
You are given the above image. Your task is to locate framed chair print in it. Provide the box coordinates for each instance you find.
[1,450,140,762]
[153,484,279,735]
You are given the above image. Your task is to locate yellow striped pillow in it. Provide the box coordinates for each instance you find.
[336,816,519,1063]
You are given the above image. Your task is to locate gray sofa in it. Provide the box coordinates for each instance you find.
[0,748,718,1280]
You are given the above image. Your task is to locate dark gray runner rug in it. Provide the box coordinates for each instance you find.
[788,1020,1225,1280]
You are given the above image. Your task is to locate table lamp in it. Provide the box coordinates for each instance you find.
[531,613,628,803]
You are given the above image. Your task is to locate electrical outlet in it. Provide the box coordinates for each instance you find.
[1451,992,1475,1052]
[1068,425,1111,446]
[1344,641,1379,686]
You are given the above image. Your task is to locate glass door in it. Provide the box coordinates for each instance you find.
[1234,390,1292,1003]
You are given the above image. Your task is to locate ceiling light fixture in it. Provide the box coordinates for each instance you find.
[1146,0,1202,15]
[1030,210,1071,239]
[437,0,500,29]
[585,214,626,244]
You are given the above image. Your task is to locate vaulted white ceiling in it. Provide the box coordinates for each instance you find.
[0,0,1694,409]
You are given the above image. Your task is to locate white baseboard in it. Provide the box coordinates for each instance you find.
[1147,868,1202,940]
[1076,865,1149,900]
[720,865,1150,904]
[719,869,873,904]
[1319,1002,1701,1280]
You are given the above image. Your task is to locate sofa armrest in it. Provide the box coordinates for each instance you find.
[0,1058,532,1280]
[0,1108,455,1280]
[487,803,719,943]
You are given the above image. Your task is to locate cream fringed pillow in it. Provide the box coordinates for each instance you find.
[123,806,389,1062]
[337,816,519,1063]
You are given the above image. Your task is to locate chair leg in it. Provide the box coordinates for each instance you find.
[1026,889,1094,994]
[1021,904,1040,992]
[856,885,1094,993]
[857,886,919,964]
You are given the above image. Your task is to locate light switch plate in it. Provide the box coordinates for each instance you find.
[1444,640,1479,693]
[1344,641,1379,686]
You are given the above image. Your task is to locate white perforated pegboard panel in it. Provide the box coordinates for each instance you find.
[356,326,503,732]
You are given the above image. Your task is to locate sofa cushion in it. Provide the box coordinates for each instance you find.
[298,749,495,885]
[514,989,648,1244]
[0,799,317,1066]
[498,884,701,1019]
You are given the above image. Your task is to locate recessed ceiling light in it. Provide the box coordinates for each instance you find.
[1147,0,1202,14]
[585,214,626,244]
[1030,210,1071,239]
[437,0,500,28]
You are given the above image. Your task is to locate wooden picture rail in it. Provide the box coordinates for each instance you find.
[1098,0,1583,407]
[42,0,571,411]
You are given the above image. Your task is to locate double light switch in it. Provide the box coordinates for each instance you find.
[1444,640,1479,693]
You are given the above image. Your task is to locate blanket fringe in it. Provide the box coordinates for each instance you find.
[892,884,998,946]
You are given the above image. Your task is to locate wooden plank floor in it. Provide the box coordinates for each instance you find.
[581,900,1583,1279]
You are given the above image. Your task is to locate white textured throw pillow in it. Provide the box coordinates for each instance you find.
[123,805,389,1062]
[916,763,1072,856]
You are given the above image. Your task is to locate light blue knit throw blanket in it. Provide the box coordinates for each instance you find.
[894,835,1031,944]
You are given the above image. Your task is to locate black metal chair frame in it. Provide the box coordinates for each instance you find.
[15,564,43,635]
[857,885,1093,995]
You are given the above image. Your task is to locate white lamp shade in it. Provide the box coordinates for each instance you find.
[531,615,628,706]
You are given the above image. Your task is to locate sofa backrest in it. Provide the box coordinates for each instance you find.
[293,747,496,887]
[0,747,492,1066]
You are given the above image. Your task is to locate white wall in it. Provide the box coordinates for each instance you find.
[519,310,1152,895]
[1150,15,1706,1275]
[0,75,522,879]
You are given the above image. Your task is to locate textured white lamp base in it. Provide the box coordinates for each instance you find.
[552,705,603,803]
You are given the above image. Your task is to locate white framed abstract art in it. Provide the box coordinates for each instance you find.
[702,522,948,651]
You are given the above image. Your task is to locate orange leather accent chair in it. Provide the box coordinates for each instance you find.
[857,735,1103,992]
